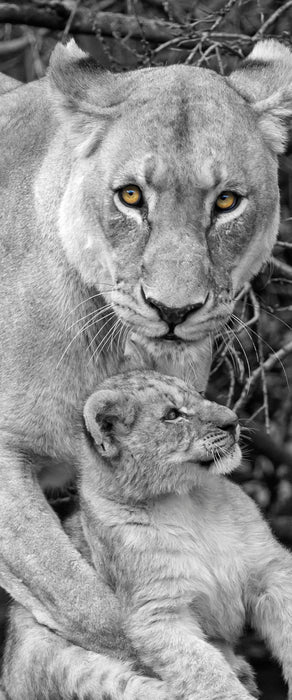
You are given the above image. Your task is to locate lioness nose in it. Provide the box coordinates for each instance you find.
[142,292,207,327]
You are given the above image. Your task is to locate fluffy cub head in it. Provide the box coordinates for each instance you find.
[47,39,292,388]
[83,370,241,501]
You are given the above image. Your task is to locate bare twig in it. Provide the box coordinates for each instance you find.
[253,0,292,39]
[185,0,239,65]
[98,0,118,9]
[0,35,30,55]
[274,240,292,250]
[215,44,224,75]
[257,325,270,434]
[248,288,260,328]
[234,340,292,413]
[270,257,292,281]
[225,356,236,408]
[62,0,81,41]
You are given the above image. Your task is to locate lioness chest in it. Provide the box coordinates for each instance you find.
[114,485,249,643]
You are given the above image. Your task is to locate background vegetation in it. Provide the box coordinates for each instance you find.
[1,1,292,697]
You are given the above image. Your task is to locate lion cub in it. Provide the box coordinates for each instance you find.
[2,371,292,700]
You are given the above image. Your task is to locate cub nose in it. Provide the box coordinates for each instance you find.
[217,412,239,438]
[142,288,208,326]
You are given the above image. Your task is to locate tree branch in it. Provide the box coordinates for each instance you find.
[0,2,182,42]
[270,256,292,280]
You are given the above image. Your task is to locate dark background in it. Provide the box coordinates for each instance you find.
[1,1,292,697]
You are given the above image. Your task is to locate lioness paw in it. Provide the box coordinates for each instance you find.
[122,675,172,700]
[235,657,259,699]
[75,669,172,700]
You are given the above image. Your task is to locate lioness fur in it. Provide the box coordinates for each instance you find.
[1,38,292,657]
[2,370,292,700]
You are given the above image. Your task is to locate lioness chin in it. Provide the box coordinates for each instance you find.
[0,38,292,659]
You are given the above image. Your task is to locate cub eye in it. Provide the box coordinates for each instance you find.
[215,191,239,212]
[118,184,143,208]
[164,407,181,422]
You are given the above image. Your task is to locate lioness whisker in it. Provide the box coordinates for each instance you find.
[88,318,118,361]
[115,321,127,359]
[224,324,252,381]
[120,324,131,359]
[230,313,259,360]
[66,286,117,319]
[110,319,123,356]
[114,321,123,358]
[227,298,290,389]
[231,314,289,388]
[218,303,252,378]
[89,319,122,364]
[65,304,114,333]
[251,303,292,335]
[57,310,116,368]
[86,311,117,353]
[116,319,128,359]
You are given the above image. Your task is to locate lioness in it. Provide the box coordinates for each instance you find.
[0,37,292,659]
[3,370,292,700]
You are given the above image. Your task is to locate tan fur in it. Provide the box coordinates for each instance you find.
[0,38,292,658]
[3,370,292,699]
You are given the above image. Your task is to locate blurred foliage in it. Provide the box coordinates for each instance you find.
[0,1,292,695]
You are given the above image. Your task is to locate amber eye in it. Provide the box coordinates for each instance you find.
[118,184,143,208]
[215,191,239,212]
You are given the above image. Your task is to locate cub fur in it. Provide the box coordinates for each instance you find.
[1,38,292,655]
[3,370,292,700]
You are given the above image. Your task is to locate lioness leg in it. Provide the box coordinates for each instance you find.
[0,438,123,654]
[213,644,258,698]
[2,606,170,700]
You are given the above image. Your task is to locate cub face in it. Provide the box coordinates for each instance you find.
[83,370,241,501]
[48,39,292,377]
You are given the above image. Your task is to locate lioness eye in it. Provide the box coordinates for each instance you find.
[164,407,181,421]
[215,191,239,212]
[118,184,143,208]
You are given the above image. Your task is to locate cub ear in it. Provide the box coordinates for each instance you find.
[48,40,119,154]
[83,389,135,459]
[227,40,292,154]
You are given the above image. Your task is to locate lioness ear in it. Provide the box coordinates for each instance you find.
[48,40,119,155]
[84,389,135,459]
[227,40,292,154]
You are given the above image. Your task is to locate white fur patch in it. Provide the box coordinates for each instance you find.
[249,39,292,64]
[65,38,86,60]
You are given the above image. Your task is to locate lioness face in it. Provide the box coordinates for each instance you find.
[49,40,290,381]
[84,370,241,501]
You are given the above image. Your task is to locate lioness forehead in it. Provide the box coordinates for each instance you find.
[106,64,260,193]
[123,64,254,150]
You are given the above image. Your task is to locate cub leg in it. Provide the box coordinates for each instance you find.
[128,610,254,699]
[0,439,123,654]
[2,605,171,700]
